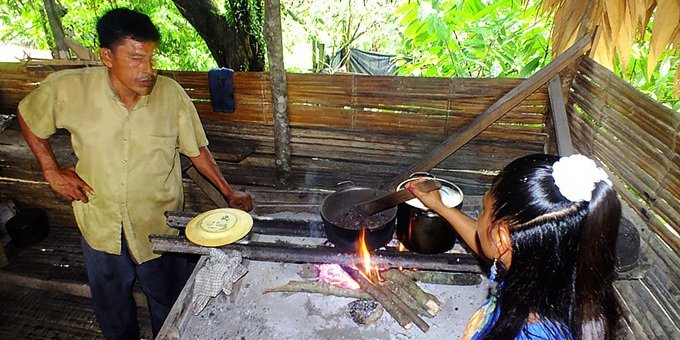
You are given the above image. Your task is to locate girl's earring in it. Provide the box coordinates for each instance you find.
[489,258,498,281]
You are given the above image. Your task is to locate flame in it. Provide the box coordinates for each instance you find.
[355,229,382,283]
[317,264,360,290]
[397,241,407,270]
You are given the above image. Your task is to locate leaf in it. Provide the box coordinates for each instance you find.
[648,0,680,76]
[520,56,543,77]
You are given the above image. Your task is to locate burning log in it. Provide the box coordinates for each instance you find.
[347,268,430,332]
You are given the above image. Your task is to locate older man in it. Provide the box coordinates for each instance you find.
[18,8,252,339]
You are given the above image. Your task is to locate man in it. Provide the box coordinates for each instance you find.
[18,8,253,339]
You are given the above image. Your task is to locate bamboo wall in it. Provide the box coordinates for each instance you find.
[569,56,679,338]
[569,57,679,253]
[0,61,548,228]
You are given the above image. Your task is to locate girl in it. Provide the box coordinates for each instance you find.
[407,154,621,340]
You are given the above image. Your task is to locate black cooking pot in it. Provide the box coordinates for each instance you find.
[321,183,397,252]
[6,208,49,247]
[396,173,464,254]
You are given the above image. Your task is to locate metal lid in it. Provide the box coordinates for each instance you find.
[398,177,464,211]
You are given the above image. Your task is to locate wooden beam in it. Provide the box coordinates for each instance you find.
[150,234,482,273]
[264,0,292,189]
[0,272,147,308]
[185,166,229,208]
[548,75,574,156]
[386,33,593,189]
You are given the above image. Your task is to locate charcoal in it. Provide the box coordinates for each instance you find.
[348,299,383,325]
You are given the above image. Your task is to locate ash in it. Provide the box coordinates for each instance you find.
[176,260,489,340]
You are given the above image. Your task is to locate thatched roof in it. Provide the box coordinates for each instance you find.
[538,0,680,97]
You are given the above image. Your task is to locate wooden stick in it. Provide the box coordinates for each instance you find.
[349,269,430,332]
[402,270,483,286]
[357,179,442,216]
[347,270,414,330]
[380,279,435,317]
[383,269,441,315]
[263,280,370,299]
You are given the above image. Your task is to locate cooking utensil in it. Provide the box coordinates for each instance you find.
[396,173,464,254]
[356,179,442,216]
[320,183,397,252]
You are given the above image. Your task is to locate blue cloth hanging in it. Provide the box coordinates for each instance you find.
[208,68,235,113]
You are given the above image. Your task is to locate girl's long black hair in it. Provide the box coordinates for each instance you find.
[481,154,621,340]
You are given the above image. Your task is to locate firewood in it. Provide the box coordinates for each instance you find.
[348,269,430,332]
[263,280,370,300]
[382,269,441,315]
[402,270,483,286]
[380,279,435,317]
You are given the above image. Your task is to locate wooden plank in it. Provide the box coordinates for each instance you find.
[157,256,207,340]
[387,33,593,189]
[184,167,229,209]
[548,75,574,155]
[0,272,147,308]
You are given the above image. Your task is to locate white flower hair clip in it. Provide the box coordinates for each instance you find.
[552,154,612,202]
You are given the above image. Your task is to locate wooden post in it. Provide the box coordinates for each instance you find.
[264,0,292,189]
[386,33,594,190]
[547,75,574,156]
[43,0,70,59]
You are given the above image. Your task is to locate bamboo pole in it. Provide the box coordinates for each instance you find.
[386,33,593,189]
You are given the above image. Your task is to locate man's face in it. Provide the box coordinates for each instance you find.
[101,37,158,97]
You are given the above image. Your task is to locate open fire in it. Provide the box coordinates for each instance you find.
[314,229,434,332]
[318,229,386,289]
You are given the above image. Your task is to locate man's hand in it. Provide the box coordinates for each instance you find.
[44,167,95,203]
[226,190,253,212]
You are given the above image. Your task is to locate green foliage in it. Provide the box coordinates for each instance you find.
[618,26,679,111]
[394,0,552,78]
[281,0,405,72]
[0,0,216,70]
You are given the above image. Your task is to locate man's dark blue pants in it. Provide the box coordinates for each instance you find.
[81,236,190,340]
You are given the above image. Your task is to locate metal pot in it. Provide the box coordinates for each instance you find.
[6,208,49,248]
[396,173,464,254]
[320,183,397,252]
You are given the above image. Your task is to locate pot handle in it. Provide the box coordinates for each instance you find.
[409,172,436,179]
[336,180,355,188]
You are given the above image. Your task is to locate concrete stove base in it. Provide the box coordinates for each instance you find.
[164,259,489,340]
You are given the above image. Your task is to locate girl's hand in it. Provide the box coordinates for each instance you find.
[406,178,446,213]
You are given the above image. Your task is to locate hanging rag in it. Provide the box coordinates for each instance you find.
[190,248,248,315]
[208,67,236,113]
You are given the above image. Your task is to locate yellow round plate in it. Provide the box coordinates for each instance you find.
[185,208,253,247]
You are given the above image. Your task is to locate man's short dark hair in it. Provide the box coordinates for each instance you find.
[97,8,160,49]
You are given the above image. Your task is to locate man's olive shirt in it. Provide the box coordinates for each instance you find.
[19,67,208,263]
